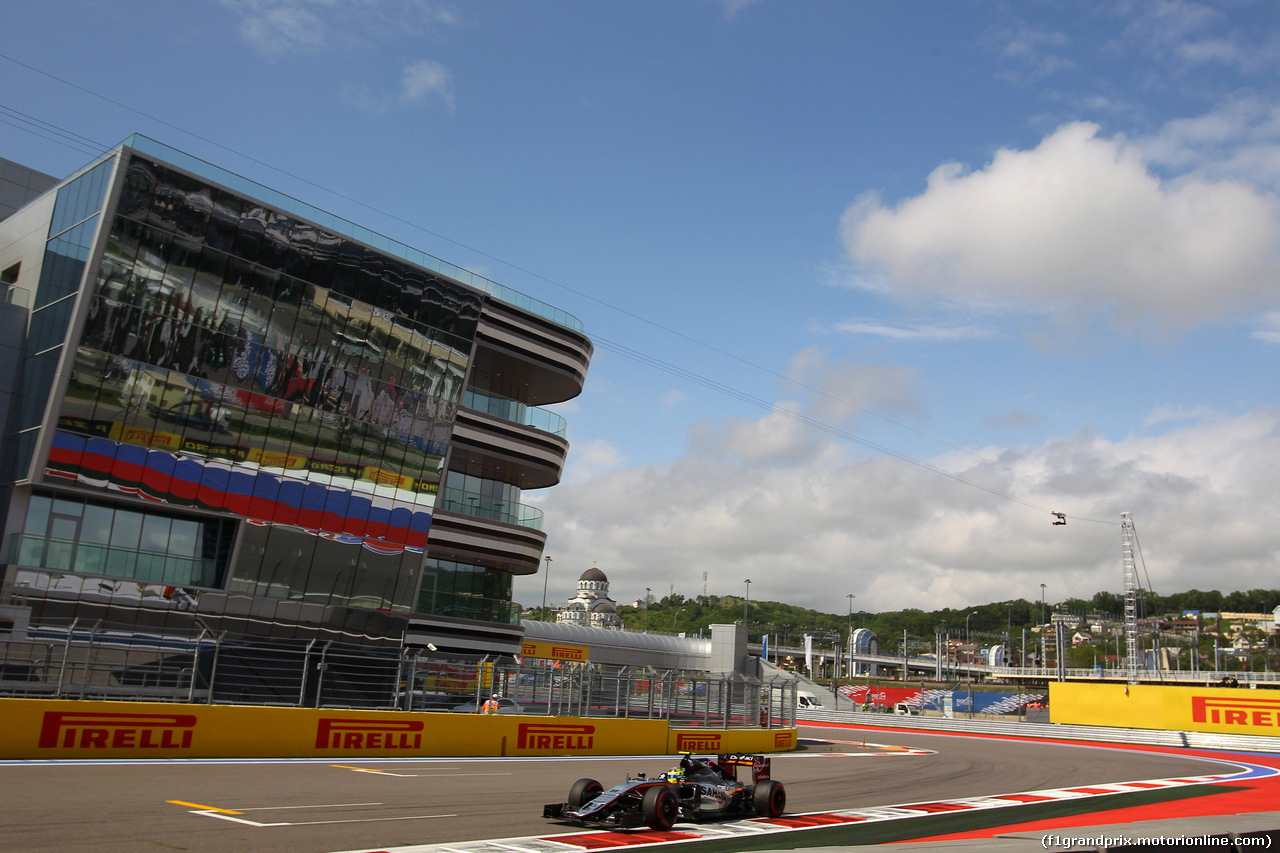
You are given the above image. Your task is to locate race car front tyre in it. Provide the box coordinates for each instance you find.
[568,778,603,809]
[641,786,678,831]
[753,780,786,818]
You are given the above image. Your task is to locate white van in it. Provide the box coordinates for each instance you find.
[797,691,824,710]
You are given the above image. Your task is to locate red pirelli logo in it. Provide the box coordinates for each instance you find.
[38,711,197,750]
[521,642,538,656]
[315,718,425,750]
[674,732,722,752]
[1191,695,1280,728]
[516,723,594,750]
[550,646,586,661]
[774,731,794,748]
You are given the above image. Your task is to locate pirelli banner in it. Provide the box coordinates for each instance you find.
[1050,682,1280,736]
[0,699,798,760]
[668,726,799,755]
[520,640,589,662]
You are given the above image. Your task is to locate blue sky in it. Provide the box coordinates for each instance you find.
[3,1,1279,615]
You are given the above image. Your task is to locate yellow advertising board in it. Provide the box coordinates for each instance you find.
[1050,681,1280,736]
[0,699,676,760]
[668,726,799,755]
[520,640,590,662]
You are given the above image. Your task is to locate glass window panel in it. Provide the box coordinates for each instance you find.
[179,185,214,240]
[259,212,293,270]
[168,519,199,557]
[332,241,363,297]
[80,504,115,545]
[117,159,158,220]
[206,191,242,253]
[284,222,315,279]
[49,516,78,541]
[23,495,51,536]
[140,514,171,554]
[74,542,107,576]
[147,168,183,233]
[309,231,339,288]
[191,246,228,318]
[110,509,143,550]
[232,204,267,261]
[163,237,200,311]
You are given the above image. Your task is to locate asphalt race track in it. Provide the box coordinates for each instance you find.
[0,724,1258,853]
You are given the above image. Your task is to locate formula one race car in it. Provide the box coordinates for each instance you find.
[543,753,786,831]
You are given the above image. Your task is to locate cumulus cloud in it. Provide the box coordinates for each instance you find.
[832,318,993,342]
[223,0,459,55]
[785,347,925,428]
[840,121,1280,329]
[528,407,1280,614]
[399,59,455,111]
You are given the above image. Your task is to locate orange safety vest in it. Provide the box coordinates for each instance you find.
[482,698,499,714]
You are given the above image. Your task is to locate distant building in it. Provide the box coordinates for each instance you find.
[556,565,622,630]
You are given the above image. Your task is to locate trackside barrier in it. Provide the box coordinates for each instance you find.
[0,698,798,760]
[800,707,1280,754]
[1050,682,1280,738]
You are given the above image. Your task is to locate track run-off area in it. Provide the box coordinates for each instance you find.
[2,723,1277,852]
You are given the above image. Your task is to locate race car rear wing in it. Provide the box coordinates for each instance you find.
[716,753,770,783]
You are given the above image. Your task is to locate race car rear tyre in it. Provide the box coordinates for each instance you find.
[641,785,679,831]
[753,780,786,817]
[568,778,603,809]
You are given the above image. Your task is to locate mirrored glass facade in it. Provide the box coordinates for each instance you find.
[39,152,481,614]
[1,138,590,652]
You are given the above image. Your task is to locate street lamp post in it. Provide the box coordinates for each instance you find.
[964,611,977,718]
[540,555,553,614]
[847,594,856,680]
[644,587,651,632]
[743,579,751,626]
[1040,584,1047,675]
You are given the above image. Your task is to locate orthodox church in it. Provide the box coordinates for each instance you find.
[556,565,623,630]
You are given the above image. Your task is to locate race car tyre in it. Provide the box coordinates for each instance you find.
[567,778,603,810]
[641,785,679,831]
[753,780,786,818]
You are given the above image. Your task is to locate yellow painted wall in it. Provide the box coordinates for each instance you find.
[0,699,797,760]
[1050,681,1280,736]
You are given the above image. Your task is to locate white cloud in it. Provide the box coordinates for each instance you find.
[400,59,455,111]
[223,0,459,55]
[661,389,687,408]
[716,0,765,22]
[832,318,992,342]
[227,0,326,55]
[1144,404,1216,426]
[785,347,925,428]
[561,438,626,484]
[995,21,1075,83]
[532,407,1280,614]
[1254,310,1280,344]
[341,59,455,114]
[985,409,1045,430]
[840,121,1280,330]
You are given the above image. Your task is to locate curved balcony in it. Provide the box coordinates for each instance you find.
[415,591,521,626]
[434,488,543,530]
[462,389,566,437]
[473,300,593,407]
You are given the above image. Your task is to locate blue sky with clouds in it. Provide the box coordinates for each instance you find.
[3,1,1278,614]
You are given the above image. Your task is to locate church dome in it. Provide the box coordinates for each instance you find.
[591,601,616,613]
[579,567,608,583]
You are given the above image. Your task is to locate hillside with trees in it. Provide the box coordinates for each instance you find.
[524,588,1280,674]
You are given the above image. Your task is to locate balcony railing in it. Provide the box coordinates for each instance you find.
[434,488,544,530]
[417,591,522,626]
[462,390,567,437]
[3,533,219,588]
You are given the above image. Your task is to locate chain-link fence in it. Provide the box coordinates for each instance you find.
[0,618,796,727]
